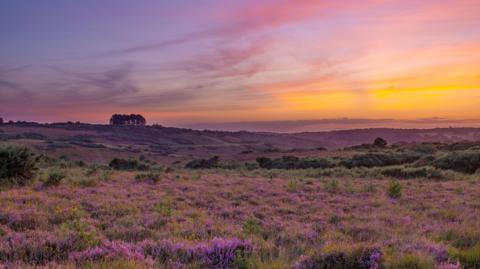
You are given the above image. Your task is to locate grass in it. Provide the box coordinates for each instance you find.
[1,141,480,268]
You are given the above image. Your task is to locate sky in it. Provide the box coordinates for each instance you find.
[1,0,480,131]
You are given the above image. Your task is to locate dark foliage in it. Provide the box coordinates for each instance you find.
[0,146,38,186]
[108,158,149,171]
[433,150,480,174]
[293,248,383,269]
[256,156,335,170]
[373,137,388,147]
[341,153,421,168]
[185,156,220,169]
[44,171,66,187]
[109,114,146,126]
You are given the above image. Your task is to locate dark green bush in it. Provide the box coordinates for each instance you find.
[44,170,66,186]
[341,152,421,169]
[433,151,480,174]
[387,180,402,199]
[449,244,480,269]
[256,156,335,170]
[0,145,37,186]
[292,247,383,269]
[380,167,428,179]
[135,172,162,183]
[108,158,148,171]
[185,156,219,169]
[386,254,435,269]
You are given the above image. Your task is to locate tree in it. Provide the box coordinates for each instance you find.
[0,117,3,124]
[373,137,387,148]
[109,114,146,126]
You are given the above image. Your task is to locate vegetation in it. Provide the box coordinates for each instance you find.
[387,179,402,199]
[109,158,148,171]
[0,145,37,186]
[185,156,220,169]
[109,114,146,126]
[1,134,480,268]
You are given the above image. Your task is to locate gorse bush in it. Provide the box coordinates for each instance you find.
[135,172,162,184]
[44,170,66,186]
[256,156,335,170]
[292,247,383,269]
[341,153,421,169]
[387,180,402,199]
[109,158,148,171]
[433,151,480,174]
[449,244,480,269]
[0,145,37,186]
[386,254,435,269]
[185,156,220,169]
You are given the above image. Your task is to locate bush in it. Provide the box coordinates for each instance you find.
[242,217,263,235]
[256,156,335,170]
[387,180,402,199]
[0,145,37,186]
[292,247,382,269]
[341,153,421,169]
[185,156,220,169]
[135,173,162,184]
[45,170,66,186]
[374,137,387,147]
[433,151,480,174]
[386,254,435,269]
[449,244,480,269]
[109,158,148,171]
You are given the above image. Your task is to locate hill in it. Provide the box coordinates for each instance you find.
[2,122,480,164]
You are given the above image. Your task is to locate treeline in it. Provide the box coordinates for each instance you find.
[109,114,146,126]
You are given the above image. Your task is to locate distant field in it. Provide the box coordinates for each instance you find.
[1,123,480,268]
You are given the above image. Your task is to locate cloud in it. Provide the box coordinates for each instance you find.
[103,0,334,57]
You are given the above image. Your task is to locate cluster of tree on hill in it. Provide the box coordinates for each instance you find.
[109,114,146,126]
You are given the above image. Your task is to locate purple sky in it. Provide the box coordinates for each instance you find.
[1,0,480,131]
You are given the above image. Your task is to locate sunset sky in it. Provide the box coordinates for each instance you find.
[1,0,480,130]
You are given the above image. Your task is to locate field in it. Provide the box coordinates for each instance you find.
[1,124,480,268]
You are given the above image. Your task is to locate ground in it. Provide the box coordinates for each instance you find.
[1,168,478,268]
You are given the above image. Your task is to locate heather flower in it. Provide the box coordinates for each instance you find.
[437,262,461,269]
[292,247,383,269]
[69,240,145,263]
[194,238,253,269]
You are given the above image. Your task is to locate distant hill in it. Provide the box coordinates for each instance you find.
[1,122,480,164]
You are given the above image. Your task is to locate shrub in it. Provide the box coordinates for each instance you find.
[449,244,480,269]
[242,217,263,235]
[325,179,340,193]
[387,180,402,199]
[185,156,220,169]
[154,199,174,217]
[256,156,335,170]
[433,151,480,174]
[135,173,161,184]
[0,145,37,186]
[44,170,66,186]
[380,167,428,179]
[374,137,388,148]
[292,247,383,269]
[109,158,148,171]
[386,254,435,269]
[341,153,421,169]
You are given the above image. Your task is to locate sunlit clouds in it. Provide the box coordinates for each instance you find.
[0,0,479,127]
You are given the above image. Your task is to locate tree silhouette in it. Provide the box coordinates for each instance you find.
[373,137,387,147]
[0,118,3,125]
[109,114,146,126]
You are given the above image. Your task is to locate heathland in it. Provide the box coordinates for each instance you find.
[1,122,480,268]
